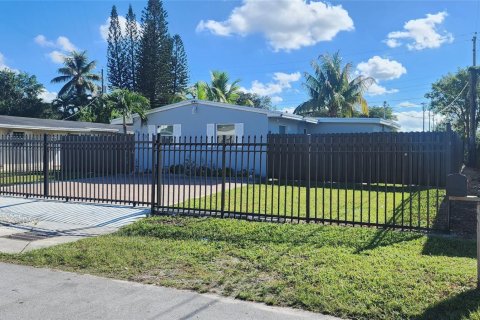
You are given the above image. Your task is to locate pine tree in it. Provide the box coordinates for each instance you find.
[124,4,139,91]
[137,0,172,107]
[107,5,126,90]
[170,34,189,97]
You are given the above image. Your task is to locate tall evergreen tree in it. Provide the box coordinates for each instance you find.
[137,0,172,107]
[170,34,189,97]
[124,4,139,91]
[107,5,126,90]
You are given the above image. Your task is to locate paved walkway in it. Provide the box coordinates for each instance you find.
[0,196,148,253]
[0,263,338,320]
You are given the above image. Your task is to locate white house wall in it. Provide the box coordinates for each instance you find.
[133,103,272,173]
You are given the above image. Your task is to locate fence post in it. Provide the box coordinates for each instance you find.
[306,134,311,223]
[157,136,162,214]
[445,123,452,177]
[150,134,157,216]
[43,134,49,198]
[477,201,480,289]
[220,139,227,218]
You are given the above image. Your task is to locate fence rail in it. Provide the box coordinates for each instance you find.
[0,130,463,231]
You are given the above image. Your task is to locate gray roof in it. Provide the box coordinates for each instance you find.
[0,115,125,133]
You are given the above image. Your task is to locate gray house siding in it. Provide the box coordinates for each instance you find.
[267,118,308,134]
[133,102,271,173]
[309,122,395,134]
[133,103,270,138]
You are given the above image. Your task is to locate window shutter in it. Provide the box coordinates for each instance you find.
[147,125,156,140]
[207,124,215,143]
[234,123,244,142]
[173,124,181,141]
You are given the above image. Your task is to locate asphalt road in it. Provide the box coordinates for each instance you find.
[0,263,339,320]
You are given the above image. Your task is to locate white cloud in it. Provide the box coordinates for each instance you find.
[384,11,454,50]
[99,16,142,42]
[48,51,66,64]
[0,52,8,70]
[35,34,77,51]
[39,89,57,103]
[366,83,399,96]
[280,107,296,114]
[394,111,445,132]
[395,111,424,132]
[242,72,301,97]
[271,96,283,104]
[356,56,406,81]
[56,36,76,52]
[34,35,55,47]
[356,56,405,96]
[34,34,77,64]
[0,52,17,72]
[384,39,401,48]
[397,101,420,108]
[196,0,354,51]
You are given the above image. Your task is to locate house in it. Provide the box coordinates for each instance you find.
[131,99,399,140]
[0,115,126,137]
[0,115,126,172]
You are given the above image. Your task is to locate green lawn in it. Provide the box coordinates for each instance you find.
[0,217,477,320]
[181,184,445,229]
[0,173,43,185]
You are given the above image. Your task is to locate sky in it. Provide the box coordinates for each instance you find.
[0,0,478,131]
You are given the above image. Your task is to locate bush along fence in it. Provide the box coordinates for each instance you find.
[0,130,463,231]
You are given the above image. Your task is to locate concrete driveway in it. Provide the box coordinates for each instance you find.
[0,263,338,320]
[1,174,240,206]
[0,196,148,253]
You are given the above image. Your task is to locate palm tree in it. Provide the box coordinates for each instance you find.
[174,71,246,105]
[108,89,150,133]
[294,52,374,117]
[207,70,241,103]
[51,51,101,99]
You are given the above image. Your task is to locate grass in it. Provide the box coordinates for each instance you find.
[0,216,478,320]
[0,173,43,185]
[180,184,445,229]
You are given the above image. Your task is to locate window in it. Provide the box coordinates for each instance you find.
[157,125,174,142]
[157,125,173,137]
[157,124,181,142]
[11,131,25,146]
[279,125,286,134]
[216,124,235,143]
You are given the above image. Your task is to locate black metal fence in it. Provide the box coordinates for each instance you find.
[0,134,152,205]
[0,131,463,231]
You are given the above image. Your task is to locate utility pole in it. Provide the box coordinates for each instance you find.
[428,109,431,131]
[101,68,105,94]
[421,102,426,132]
[468,32,478,166]
[383,101,387,119]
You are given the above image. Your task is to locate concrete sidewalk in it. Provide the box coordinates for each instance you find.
[0,263,339,320]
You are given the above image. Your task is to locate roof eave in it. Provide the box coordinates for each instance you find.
[0,124,120,133]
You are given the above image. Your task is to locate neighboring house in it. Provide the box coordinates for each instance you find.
[0,115,126,172]
[131,100,399,141]
[0,115,126,136]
